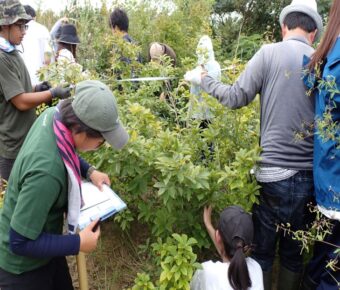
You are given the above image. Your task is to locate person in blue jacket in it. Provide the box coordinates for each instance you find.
[303,0,340,289]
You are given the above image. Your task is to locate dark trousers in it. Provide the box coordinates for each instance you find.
[306,220,340,290]
[0,257,73,290]
[251,170,315,273]
[0,157,15,183]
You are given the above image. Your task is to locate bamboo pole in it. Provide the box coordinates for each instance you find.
[76,252,89,290]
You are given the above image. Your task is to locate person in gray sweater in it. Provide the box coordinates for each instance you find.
[186,1,323,289]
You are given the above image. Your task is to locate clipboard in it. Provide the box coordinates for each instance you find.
[78,181,127,230]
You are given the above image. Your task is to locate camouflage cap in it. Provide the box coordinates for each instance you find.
[0,0,32,26]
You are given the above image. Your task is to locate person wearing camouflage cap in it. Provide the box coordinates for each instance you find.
[0,0,72,183]
[0,0,31,26]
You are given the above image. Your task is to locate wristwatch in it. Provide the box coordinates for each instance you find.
[86,166,96,181]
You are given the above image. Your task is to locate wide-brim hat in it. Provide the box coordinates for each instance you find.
[58,24,80,44]
[219,205,254,246]
[72,80,129,150]
[0,0,32,26]
[279,0,323,42]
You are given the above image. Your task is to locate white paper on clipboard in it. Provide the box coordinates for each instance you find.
[78,181,127,230]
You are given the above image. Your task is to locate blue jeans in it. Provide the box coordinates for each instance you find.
[251,170,315,273]
[306,220,340,290]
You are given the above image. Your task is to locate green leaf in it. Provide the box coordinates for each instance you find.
[160,271,167,283]
[180,266,188,276]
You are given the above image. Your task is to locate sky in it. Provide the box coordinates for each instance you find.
[20,0,115,12]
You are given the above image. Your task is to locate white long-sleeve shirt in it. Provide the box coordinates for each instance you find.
[20,20,52,85]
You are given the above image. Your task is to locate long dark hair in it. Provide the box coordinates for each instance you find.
[308,0,340,71]
[218,225,252,290]
[57,42,77,61]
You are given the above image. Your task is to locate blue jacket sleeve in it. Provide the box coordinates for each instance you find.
[79,156,90,179]
[9,227,80,258]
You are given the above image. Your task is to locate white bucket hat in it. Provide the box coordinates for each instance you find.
[279,0,323,42]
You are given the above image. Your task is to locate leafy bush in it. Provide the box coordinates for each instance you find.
[131,273,156,290]
[82,53,261,249]
[36,2,262,287]
[130,234,200,290]
[0,179,7,210]
[0,187,4,209]
[40,35,260,287]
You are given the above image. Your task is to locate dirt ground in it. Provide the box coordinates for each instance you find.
[67,221,284,290]
[68,221,148,290]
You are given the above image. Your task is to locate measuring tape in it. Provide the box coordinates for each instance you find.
[115,66,234,83]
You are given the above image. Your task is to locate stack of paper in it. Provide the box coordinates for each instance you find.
[78,181,127,230]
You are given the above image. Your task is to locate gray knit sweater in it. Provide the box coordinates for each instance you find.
[201,36,314,170]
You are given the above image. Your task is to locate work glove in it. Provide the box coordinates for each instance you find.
[184,66,205,86]
[35,81,52,92]
[49,86,72,99]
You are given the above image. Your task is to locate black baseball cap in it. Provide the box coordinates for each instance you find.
[218,205,254,246]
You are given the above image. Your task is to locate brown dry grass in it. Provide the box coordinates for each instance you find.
[68,221,149,290]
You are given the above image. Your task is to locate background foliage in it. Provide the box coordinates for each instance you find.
[212,0,331,59]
